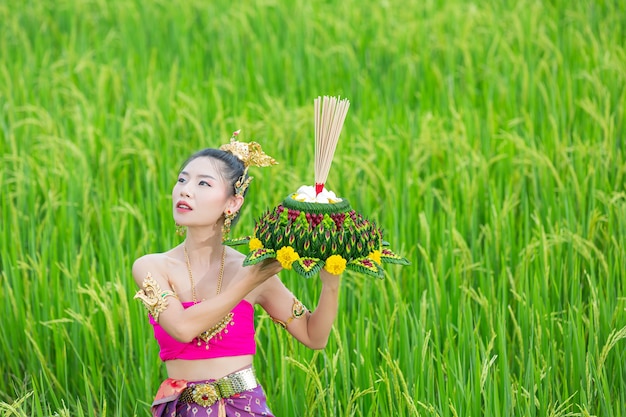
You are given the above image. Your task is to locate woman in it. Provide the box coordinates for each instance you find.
[133,133,341,416]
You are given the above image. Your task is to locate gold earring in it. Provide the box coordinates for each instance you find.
[222,210,235,242]
[175,223,186,236]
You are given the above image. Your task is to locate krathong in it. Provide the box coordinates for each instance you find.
[227,96,409,278]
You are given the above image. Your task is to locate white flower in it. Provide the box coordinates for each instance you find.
[293,185,342,203]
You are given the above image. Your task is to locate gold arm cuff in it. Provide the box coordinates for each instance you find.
[271,298,308,329]
[134,273,178,322]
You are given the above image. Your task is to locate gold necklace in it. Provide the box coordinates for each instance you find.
[183,244,233,350]
[183,244,226,302]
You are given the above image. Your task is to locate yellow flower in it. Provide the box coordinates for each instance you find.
[276,246,300,269]
[324,255,347,275]
[249,237,263,251]
[369,250,382,265]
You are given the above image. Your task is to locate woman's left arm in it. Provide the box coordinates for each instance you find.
[256,270,341,349]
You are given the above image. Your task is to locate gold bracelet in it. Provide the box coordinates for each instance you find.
[272,298,307,329]
[134,273,178,322]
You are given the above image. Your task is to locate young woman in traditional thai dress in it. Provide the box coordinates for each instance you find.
[133,134,341,416]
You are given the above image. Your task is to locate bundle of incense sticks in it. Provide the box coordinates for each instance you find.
[314,96,350,196]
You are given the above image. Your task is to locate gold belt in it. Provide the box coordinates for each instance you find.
[179,367,258,407]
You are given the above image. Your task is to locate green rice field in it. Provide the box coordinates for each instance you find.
[1,0,625,415]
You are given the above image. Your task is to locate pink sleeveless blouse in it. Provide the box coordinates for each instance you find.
[148,299,256,361]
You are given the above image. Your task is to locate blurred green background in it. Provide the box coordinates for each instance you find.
[1,0,625,416]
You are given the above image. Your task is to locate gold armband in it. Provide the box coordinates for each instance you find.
[272,298,308,329]
[134,273,178,322]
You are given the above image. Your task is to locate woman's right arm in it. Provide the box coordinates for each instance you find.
[132,254,281,342]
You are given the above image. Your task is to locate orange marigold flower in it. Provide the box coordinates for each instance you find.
[249,237,263,251]
[276,246,300,269]
[369,250,382,265]
[324,255,347,275]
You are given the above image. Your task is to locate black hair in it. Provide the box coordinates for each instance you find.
[179,148,249,225]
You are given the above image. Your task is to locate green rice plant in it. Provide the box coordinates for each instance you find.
[1,0,625,415]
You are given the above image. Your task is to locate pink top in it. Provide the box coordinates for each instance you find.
[149,299,256,361]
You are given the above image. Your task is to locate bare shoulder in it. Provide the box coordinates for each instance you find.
[132,251,177,287]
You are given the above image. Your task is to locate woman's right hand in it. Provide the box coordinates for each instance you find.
[247,259,282,286]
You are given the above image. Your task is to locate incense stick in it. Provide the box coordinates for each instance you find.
[314,96,350,195]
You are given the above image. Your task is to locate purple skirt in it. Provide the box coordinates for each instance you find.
[151,378,274,417]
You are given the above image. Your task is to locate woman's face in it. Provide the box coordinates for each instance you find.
[172,156,236,228]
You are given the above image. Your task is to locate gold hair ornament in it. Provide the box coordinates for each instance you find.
[219,130,278,197]
[220,130,278,169]
[134,273,178,322]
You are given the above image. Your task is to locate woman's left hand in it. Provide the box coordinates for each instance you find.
[319,268,341,289]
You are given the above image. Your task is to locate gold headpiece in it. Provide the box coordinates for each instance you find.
[219,131,278,243]
[220,130,277,168]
